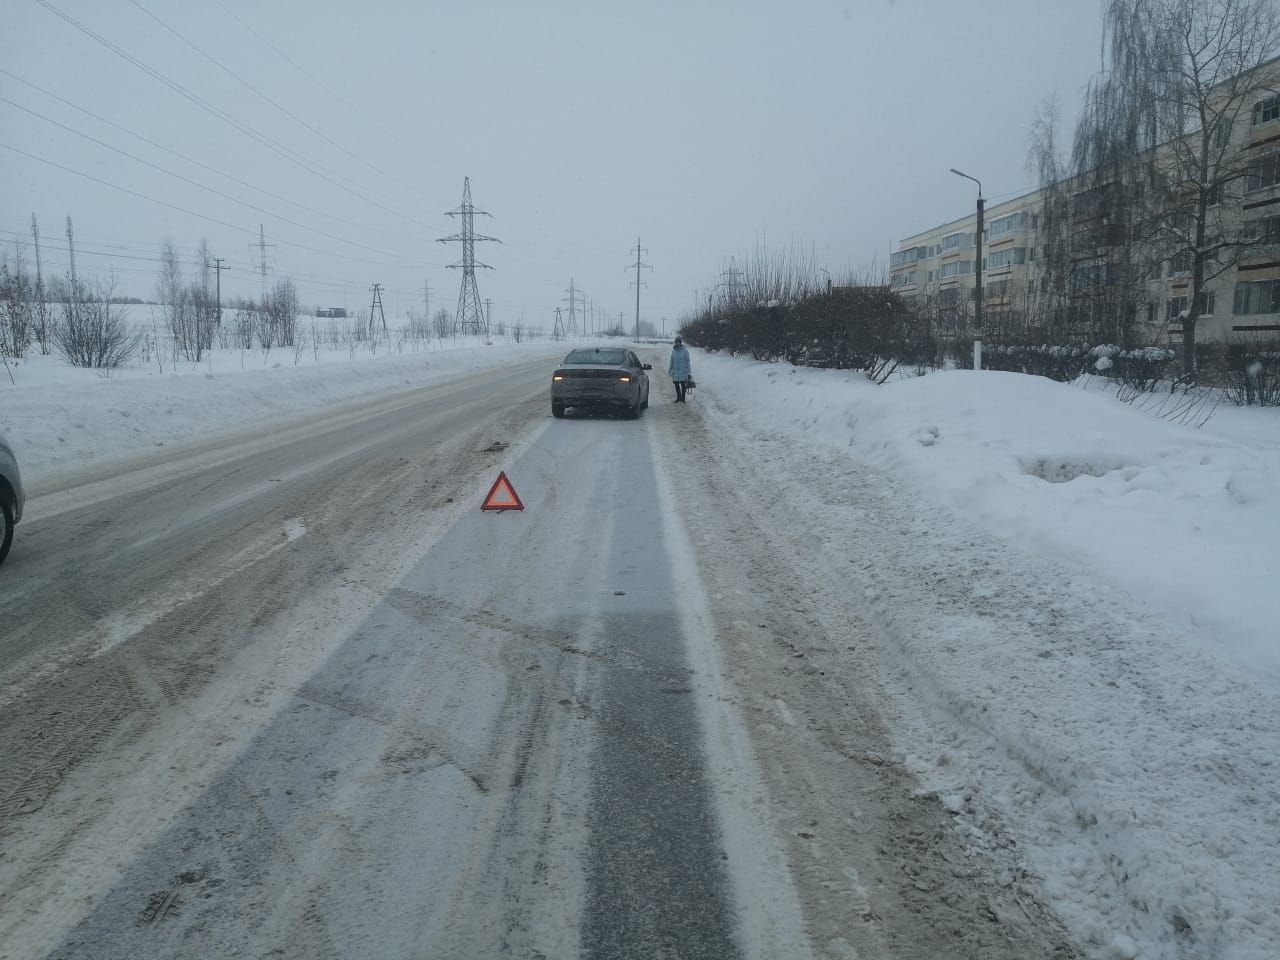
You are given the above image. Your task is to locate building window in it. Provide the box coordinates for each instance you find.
[1169,250,1192,275]
[1070,263,1109,290]
[941,232,971,252]
[1167,296,1187,323]
[1246,152,1280,193]
[984,247,1028,270]
[890,245,928,268]
[1246,216,1280,244]
[988,212,1028,238]
[1234,279,1280,315]
[941,260,973,278]
[890,271,919,288]
[1254,94,1280,126]
[1030,213,1039,230]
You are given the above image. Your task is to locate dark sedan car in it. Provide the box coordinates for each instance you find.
[551,347,651,418]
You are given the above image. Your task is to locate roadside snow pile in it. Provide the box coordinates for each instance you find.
[695,355,1280,677]
[1,340,565,484]
[692,351,1280,958]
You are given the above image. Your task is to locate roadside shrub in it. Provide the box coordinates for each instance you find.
[54,280,141,368]
[1219,338,1280,407]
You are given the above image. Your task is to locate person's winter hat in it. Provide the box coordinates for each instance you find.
[673,336,683,345]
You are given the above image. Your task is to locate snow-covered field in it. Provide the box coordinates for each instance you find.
[1,337,566,484]
[690,352,1279,960]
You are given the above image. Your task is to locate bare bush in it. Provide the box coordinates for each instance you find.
[1219,338,1280,406]
[432,309,452,340]
[54,279,141,368]
[156,240,216,362]
[0,255,33,359]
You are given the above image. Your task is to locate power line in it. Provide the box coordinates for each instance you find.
[0,70,434,247]
[0,142,428,270]
[0,97,437,266]
[31,0,440,233]
[127,0,431,206]
[210,0,425,164]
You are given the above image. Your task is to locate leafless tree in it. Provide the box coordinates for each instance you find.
[1035,0,1280,370]
[54,278,141,368]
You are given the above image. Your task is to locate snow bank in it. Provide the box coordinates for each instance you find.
[695,355,1280,677]
[0,339,566,484]
[693,352,1280,958]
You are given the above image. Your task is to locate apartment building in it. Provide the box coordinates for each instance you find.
[890,189,1044,338]
[890,56,1280,346]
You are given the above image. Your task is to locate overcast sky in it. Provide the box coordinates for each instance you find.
[2,0,1104,333]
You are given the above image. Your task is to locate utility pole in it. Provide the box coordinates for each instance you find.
[30,213,43,287]
[563,278,585,337]
[208,256,230,326]
[950,168,984,334]
[369,283,387,337]
[553,306,565,340]
[249,224,275,298]
[627,237,651,341]
[484,298,493,332]
[438,177,500,336]
[424,277,432,322]
[65,215,77,289]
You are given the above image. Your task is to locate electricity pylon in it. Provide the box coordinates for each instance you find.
[627,237,651,341]
[438,177,499,336]
[563,278,586,336]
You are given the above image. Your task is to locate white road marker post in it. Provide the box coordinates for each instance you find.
[973,339,983,371]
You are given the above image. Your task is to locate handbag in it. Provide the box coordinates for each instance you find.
[685,377,696,389]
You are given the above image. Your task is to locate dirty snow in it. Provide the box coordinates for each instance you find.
[690,351,1280,960]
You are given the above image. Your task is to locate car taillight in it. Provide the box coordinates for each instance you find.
[552,373,564,381]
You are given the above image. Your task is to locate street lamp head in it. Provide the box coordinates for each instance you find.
[950,168,983,196]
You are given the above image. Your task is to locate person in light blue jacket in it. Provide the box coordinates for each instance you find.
[668,335,693,403]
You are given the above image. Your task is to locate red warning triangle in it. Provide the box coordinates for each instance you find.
[481,471,525,512]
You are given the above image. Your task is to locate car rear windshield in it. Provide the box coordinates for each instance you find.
[565,349,627,365]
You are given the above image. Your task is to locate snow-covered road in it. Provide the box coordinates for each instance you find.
[9,348,1269,959]
[1,353,1089,959]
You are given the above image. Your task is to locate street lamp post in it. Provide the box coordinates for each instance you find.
[818,267,831,296]
[950,168,984,335]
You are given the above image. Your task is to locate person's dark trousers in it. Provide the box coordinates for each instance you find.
[674,380,687,402]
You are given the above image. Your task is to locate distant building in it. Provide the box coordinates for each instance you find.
[892,57,1280,346]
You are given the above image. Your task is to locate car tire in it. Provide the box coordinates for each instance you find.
[0,493,12,566]
[552,401,565,418]
[627,392,641,419]
[641,386,649,410]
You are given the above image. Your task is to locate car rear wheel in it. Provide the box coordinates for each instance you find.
[551,400,565,418]
[0,493,12,566]
[626,392,641,419]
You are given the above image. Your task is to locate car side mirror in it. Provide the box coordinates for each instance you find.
[642,364,652,370]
